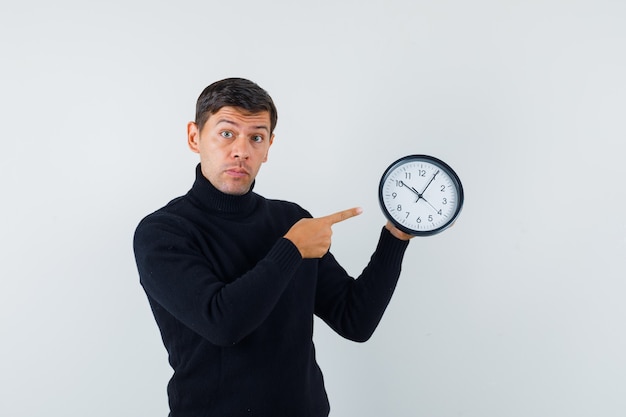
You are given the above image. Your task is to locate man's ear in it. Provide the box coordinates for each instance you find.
[187,122,200,153]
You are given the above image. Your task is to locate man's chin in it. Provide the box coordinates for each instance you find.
[219,180,251,196]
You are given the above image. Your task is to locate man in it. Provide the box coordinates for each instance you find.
[133,78,413,416]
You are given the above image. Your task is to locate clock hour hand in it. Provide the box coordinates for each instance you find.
[400,181,423,202]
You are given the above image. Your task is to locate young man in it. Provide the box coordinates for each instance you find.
[133,78,413,416]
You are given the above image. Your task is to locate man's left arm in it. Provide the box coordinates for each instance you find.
[314,224,412,342]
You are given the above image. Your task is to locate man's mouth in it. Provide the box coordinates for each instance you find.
[225,167,249,178]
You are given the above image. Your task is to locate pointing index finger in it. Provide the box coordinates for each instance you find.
[323,207,363,225]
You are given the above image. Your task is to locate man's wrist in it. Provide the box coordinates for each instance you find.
[384,221,413,241]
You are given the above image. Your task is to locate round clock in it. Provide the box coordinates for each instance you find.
[378,154,464,236]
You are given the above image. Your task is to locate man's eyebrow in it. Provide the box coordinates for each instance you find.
[216,119,269,132]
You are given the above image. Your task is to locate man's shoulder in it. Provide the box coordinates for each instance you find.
[135,194,191,232]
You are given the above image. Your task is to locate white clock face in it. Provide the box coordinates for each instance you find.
[379,155,463,235]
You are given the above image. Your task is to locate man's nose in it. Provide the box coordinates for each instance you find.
[232,136,250,159]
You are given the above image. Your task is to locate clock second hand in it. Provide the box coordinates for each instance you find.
[400,180,440,213]
[419,195,440,214]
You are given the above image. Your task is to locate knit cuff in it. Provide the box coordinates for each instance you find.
[265,237,304,278]
[375,227,411,267]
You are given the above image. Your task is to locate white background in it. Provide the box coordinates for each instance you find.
[1,1,625,416]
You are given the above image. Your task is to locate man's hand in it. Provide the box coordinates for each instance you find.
[284,207,363,258]
[384,221,415,241]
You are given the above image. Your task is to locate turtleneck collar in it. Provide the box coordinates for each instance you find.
[187,164,258,215]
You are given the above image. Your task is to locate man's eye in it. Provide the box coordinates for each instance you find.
[221,131,233,139]
[252,135,263,143]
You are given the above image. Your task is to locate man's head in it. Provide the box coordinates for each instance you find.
[187,78,277,196]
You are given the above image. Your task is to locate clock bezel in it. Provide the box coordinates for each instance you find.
[378,154,464,236]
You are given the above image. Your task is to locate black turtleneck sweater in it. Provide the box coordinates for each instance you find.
[133,165,410,417]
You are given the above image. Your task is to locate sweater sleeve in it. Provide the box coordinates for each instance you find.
[133,214,303,347]
[314,226,410,342]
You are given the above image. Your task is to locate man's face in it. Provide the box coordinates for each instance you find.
[188,106,274,195]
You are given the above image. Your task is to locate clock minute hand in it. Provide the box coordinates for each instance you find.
[419,170,440,195]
